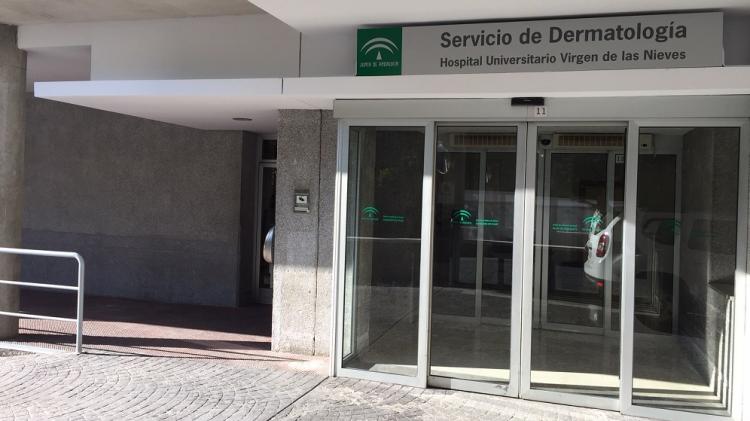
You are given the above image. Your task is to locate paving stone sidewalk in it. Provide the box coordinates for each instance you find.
[0,353,647,421]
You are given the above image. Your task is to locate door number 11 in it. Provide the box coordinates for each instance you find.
[534,106,548,117]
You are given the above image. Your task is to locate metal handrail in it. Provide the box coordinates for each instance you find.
[0,247,85,354]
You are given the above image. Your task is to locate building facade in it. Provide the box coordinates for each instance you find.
[0,2,749,420]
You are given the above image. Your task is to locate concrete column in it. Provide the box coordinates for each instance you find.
[273,110,336,356]
[313,110,337,355]
[0,24,25,338]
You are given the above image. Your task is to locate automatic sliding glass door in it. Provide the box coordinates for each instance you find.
[428,125,525,395]
[338,124,432,385]
[335,117,747,420]
[521,124,627,410]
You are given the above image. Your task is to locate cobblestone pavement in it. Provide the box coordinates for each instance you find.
[0,353,324,421]
[277,377,645,421]
[0,349,28,357]
[0,353,648,421]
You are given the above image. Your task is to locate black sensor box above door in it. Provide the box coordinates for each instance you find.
[511,97,545,106]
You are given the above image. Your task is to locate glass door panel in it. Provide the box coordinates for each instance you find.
[341,126,425,377]
[631,127,740,417]
[529,126,626,400]
[429,126,518,386]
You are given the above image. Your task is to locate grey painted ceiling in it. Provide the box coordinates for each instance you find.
[0,0,264,25]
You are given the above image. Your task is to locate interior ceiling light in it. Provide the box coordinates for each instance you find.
[232,117,253,121]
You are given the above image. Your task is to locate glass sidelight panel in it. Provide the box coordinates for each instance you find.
[341,126,425,377]
[258,166,276,290]
[530,126,625,398]
[430,126,518,384]
[632,127,740,416]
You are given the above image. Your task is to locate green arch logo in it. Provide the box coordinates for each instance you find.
[357,27,402,76]
[361,37,399,61]
[583,213,603,233]
[451,209,473,224]
[361,206,380,220]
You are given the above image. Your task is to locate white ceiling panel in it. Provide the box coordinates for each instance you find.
[0,0,263,25]
[250,0,750,32]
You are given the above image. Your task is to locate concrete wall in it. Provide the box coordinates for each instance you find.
[272,109,336,355]
[18,14,300,80]
[17,14,356,81]
[22,96,247,306]
[300,31,355,77]
[0,24,26,337]
[26,46,91,91]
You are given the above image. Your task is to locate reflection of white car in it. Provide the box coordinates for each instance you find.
[584,216,621,284]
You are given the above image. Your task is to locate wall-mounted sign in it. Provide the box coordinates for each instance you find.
[356,12,723,76]
[294,190,310,213]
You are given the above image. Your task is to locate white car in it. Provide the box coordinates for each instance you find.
[584,216,621,284]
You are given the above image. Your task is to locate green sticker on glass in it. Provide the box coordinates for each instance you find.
[552,223,578,233]
[361,205,380,221]
[451,209,473,225]
[476,219,499,226]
